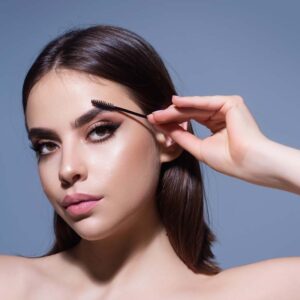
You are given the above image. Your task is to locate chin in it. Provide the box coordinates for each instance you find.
[68,216,128,241]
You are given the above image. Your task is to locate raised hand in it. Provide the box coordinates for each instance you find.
[147,95,278,187]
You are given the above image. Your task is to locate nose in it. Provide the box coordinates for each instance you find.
[58,142,87,188]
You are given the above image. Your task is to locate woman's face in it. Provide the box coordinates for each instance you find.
[25,68,169,240]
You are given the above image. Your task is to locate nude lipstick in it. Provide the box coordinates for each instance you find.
[62,193,103,217]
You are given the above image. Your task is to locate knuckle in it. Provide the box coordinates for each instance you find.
[231,95,244,104]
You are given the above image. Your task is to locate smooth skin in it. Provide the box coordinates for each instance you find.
[1,70,300,300]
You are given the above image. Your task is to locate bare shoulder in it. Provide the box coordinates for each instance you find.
[0,252,71,299]
[0,254,35,298]
[213,257,300,300]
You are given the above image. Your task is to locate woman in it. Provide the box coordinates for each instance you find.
[1,25,299,299]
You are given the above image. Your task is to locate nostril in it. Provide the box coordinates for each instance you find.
[72,174,81,183]
[60,174,81,189]
[61,179,71,189]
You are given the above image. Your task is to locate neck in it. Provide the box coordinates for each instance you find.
[63,199,197,292]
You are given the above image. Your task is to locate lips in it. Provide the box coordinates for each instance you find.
[62,193,103,208]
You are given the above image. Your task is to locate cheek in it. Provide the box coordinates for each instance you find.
[89,130,161,206]
[38,161,59,205]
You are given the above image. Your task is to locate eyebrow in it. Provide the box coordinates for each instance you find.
[28,108,107,142]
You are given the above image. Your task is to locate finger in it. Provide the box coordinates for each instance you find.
[149,105,213,124]
[152,122,205,161]
[171,95,259,134]
[209,121,226,133]
[172,95,228,110]
[147,108,226,132]
[148,105,226,134]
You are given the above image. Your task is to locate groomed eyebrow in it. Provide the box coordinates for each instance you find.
[73,108,105,129]
[28,108,108,142]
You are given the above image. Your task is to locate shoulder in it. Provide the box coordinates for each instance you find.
[0,254,35,298]
[213,257,300,300]
[0,251,77,299]
[0,253,66,298]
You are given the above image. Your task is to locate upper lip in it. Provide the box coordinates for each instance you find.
[62,193,103,208]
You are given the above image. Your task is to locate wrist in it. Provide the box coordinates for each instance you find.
[243,137,300,194]
[240,137,283,188]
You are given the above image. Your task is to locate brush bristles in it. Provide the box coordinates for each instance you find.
[91,99,148,119]
[91,99,115,110]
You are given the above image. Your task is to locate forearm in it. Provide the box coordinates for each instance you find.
[246,139,300,195]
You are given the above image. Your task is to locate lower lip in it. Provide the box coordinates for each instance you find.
[65,199,101,217]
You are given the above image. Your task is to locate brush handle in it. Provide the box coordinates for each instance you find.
[113,106,148,119]
[91,99,148,119]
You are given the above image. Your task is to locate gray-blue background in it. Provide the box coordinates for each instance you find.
[0,0,299,270]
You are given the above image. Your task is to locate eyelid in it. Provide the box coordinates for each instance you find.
[87,119,116,130]
[31,120,120,150]
[31,119,117,142]
[31,139,58,149]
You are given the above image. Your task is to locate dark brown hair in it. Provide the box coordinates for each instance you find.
[22,25,221,275]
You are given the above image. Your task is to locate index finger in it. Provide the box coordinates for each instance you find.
[148,105,213,124]
[172,95,229,110]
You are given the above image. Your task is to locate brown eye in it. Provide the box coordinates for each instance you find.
[88,122,120,143]
[30,142,58,157]
[28,122,120,158]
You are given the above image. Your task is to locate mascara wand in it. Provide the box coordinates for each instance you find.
[91,99,148,119]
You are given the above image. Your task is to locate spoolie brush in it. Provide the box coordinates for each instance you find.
[91,99,148,119]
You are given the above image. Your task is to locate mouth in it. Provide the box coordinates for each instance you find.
[62,193,103,217]
[65,199,102,217]
[62,193,103,208]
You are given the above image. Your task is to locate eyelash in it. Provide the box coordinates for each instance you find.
[29,122,120,159]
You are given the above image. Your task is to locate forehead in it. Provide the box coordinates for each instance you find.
[26,69,140,129]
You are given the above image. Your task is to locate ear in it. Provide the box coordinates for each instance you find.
[155,121,188,163]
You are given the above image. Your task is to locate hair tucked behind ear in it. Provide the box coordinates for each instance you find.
[22,24,221,275]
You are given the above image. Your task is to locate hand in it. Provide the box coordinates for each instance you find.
[147,95,270,183]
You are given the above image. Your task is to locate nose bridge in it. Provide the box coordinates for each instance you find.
[58,136,87,185]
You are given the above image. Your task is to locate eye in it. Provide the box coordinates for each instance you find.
[29,122,120,159]
[29,141,58,158]
[87,122,120,143]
